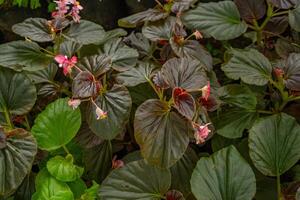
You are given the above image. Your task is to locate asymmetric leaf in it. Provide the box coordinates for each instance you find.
[234,0,266,22]
[77,54,111,77]
[289,5,300,32]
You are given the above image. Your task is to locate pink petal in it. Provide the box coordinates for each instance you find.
[54,54,68,64]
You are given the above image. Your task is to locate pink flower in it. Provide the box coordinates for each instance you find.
[112,155,124,169]
[54,54,77,76]
[274,68,284,78]
[193,123,211,144]
[68,99,81,110]
[54,0,70,16]
[201,82,210,101]
[70,1,83,23]
[95,106,107,120]
[194,30,203,40]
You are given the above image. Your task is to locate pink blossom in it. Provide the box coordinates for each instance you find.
[193,123,211,144]
[95,106,107,120]
[70,1,83,23]
[274,68,284,78]
[201,82,210,101]
[68,99,81,110]
[54,54,77,76]
[194,30,203,40]
[54,0,70,16]
[112,155,124,169]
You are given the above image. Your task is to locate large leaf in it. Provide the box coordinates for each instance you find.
[65,20,106,45]
[249,113,300,176]
[27,63,57,84]
[83,140,112,183]
[0,67,37,115]
[124,32,153,58]
[269,0,299,9]
[182,1,247,40]
[234,0,266,22]
[191,145,256,200]
[0,129,37,197]
[72,71,100,99]
[289,5,300,32]
[31,98,81,151]
[222,48,272,86]
[101,38,139,71]
[14,173,36,200]
[0,41,52,71]
[213,109,258,138]
[134,99,192,168]
[118,9,169,28]
[171,0,196,13]
[77,54,111,78]
[86,85,131,140]
[116,62,156,87]
[47,155,84,182]
[32,169,73,200]
[12,18,54,42]
[218,84,257,109]
[99,160,171,199]
[161,57,207,90]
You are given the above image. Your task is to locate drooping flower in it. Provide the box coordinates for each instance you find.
[194,30,203,40]
[95,106,107,120]
[112,155,124,169]
[70,0,83,23]
[68,99,81,110]
[54,54,78,75]
[193,122,211,144]
[201,81,210,101]
[274,67,284,79]
[54,0,70,16]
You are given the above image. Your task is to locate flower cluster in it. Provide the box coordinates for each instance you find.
[52,0,83,23]
[54,54,78,76]
[193,122,211,144]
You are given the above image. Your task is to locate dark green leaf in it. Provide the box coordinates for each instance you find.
[171,0,196,13]
[72,71,100,99]
[27,63,57,84]
[211,134,241,152]
[86,85,131,140]
[59,40,82,57]
[75,122,103,149]
[0,129,37,197]
[80,181,99,200]
[14,173,36,200]
[12,18,54,42]
[222,48,272,86]
[134,99,192,168]
[289,6,300,32]
[269,0,299,9]
[67,179,87,199]
[124,32,153,58]
[0,41,52,71]
[249,113,300,176]
[99,160,171,199]
[77,55,111,78]
[234,0,266,22]
[191,146,256,200]
[31,98,81,151]
[275,38,300,59]
[142,17,176,41]
[0,67,37,115]
[182,1,247,40]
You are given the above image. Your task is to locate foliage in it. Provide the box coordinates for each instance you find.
[1,0,300,199]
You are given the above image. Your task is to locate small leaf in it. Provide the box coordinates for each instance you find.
[171,0,195,13]
[86,85,131,140]
[191,146,256,200]
[12,18,54,42]
[118,9,169,28]
[234,0,266,22]
[0,41,52,71]
[289,5,300,32]
[77,55,111,78]
[182,1,247,40]
[161,57,207,90]
[72,71,100,99]
[268,0,298,9]
[59,40,82,57]
[172,87,195,120]
[67,179,87,199]
[31,98,81,151]
[249,113,300,176]
[264,16,288,36]
[275,38,300,59]
[47,155,84,182]
[134,99,192,168]
[222,48,272,86]
[99,160,171,199]
[0,67,37,115]
[0,129,37,197]
[166,190,185,200]
[116,61,156,87]
[80,181,99,200]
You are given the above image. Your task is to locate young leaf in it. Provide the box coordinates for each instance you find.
[99,160,171,199]
[289,5,300,32]
[182,1,247,40]
[191,146,256,200]
[0,67,37,115]
[31,98,81,151]
[222,48,272,86]
[67,179,87,199]
[172,87,195,120]
[12,18,54,42]
[166,190,185,200]
[234,0,266,22]
[0,129,37,197]
[47,155,84,182]
[0,41,52,71]
[80,181,99,200]
[134,99,192,168]
[249,113,300,176]
[86,85,131,140]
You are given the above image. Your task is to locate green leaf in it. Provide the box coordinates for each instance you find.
[218,84,257,109]
[13,173,36,200]
[213,109,258,138]
[118,9,169,28]
[269,0,298,9]
[83,140,112,183]
[0,67,37,115]
[65,20,106,45]
[101,38,139,71]
[249,113,300,176]
[234,0,266,22]
[27,63,57,84]
[0,41,52,71]
[222,48,272,86]
[12,18,54,42]
[134,99,192,168]
[67,179,87,199]
[182,1,247,40]
[124,32,153,58]
[161,57,207,90]
[31,98,81,151]
[142,17,176,41]
[0,129,37,197]
[211,134,241,152]
[59,40,82,58]
[47,155,84,182]
[32,169,74,200]
[86,85,131,140]
[99,160,171,199]
[116,62,156,87]
[77,54,111,78]
[289,6,300,33]
[80,181,99,200]
[191,146,256,200]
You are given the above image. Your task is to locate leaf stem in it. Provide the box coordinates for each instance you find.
[24,115,31,131]
[146,77,163,100]
[62,145,70,155]
[277,173,281,200]
[272,10,289,17]
[3,107,13,130]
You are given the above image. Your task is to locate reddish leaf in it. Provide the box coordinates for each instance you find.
[173,87,195,120]
[234,0,266,22]
[166,190,185,200]
[72,71,100,99]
